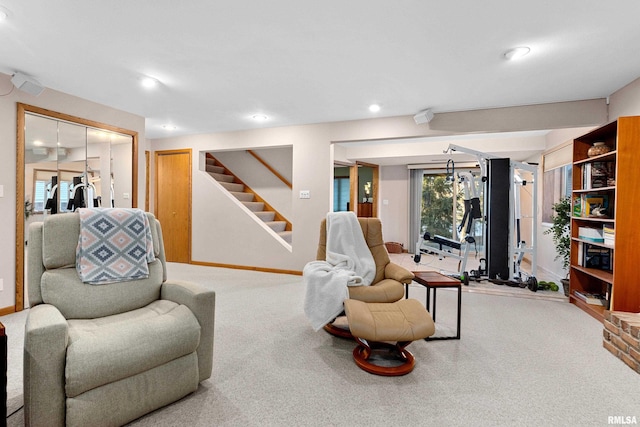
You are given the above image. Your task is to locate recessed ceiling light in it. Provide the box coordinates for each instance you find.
[141,76,159,89]
[0,6,9,21]
[162,124,177,130]
[504,47,531,60]
[252,114,268,121]
[369,104,381,113]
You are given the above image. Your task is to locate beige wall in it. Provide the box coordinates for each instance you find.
[150,117,431,272]
[0,72,145,310]
[378,165,410,246]
[4,70,639,309]
[609,76,640,119]
[149,99,608,273]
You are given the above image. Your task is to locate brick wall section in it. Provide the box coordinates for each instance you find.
[603,311,640,374]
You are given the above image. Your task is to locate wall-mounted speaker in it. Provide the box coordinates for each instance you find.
[413,109,434,124]
[11,72,45,96]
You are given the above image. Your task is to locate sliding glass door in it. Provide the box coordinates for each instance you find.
[420,173,457,240]
[419,170,485,254]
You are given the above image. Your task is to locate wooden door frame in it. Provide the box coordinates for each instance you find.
[350,161,379,217]
[154,149,192,263]
[145,150,150,212]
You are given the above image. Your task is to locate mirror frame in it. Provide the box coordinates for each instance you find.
[15,103,139,312]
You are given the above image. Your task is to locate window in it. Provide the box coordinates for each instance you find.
[59,181,70,211]
[33,179,46,212]
[420,173,456,239]
[542,142,573,223]
[542,165,572,223]
[409,166,485,256]
[333,177,350,211]
[419,169,484,253]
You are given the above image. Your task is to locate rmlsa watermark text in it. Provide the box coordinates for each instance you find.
[608,416,638,425]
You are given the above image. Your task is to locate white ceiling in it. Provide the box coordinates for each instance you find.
[2,1,640,149]
[337,130,551,166]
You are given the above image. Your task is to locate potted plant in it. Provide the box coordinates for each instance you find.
[544,196,571,296]
[25,198,34,220]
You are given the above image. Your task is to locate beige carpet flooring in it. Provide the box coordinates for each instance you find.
[2,262,638,426]
[390,252,569,302]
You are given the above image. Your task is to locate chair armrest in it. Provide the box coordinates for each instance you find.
[24,304,69,427]
[161,280,215,382]
[384,262,415,284]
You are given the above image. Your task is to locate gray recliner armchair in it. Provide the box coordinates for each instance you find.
[24,212,215,427]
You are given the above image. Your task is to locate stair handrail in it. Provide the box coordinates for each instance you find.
[206,154,292,231]
[247,150,292,189]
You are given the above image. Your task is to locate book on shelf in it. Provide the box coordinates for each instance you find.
[582,163,591,190]
[583,243,613,270]
[577,243,583,266]
[578,226,604,242]
[582,161,615,190]
[590,161,615,188]
[603,224,615,246]
[572,194,583,217]
[574,290,608,307]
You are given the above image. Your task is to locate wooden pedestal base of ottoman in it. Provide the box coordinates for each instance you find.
[344,299,435,376]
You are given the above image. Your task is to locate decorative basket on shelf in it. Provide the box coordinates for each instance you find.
[587,141,611,157]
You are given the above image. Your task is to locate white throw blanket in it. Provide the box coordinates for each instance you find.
[303,212,376,331]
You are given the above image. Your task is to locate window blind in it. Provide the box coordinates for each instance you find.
[543,142,572,172]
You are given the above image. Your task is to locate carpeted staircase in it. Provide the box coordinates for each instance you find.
[205,155,292,244]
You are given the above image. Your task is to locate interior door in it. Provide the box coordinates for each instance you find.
[350,162,378,217]
[155,149,191,263]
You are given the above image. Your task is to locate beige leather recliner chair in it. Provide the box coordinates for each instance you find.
[316,216,414,337]
[24,212,215,427]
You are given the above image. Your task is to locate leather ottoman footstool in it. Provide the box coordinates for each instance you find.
[343,298,435,376]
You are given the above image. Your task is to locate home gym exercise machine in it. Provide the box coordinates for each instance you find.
[508,168,538,289]
[414,144,539,290]
[413,232,476,286]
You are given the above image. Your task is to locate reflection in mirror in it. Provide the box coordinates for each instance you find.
[24,114,134,217]
[57,122,88,212]
[25,115,88,215]
[17,103,138,312]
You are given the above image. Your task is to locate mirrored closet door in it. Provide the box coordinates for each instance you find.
[16,103,138,311]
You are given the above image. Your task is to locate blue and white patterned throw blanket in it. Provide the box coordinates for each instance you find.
[76,208,155,285]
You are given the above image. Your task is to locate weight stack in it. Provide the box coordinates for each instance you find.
[486,158,510,280]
